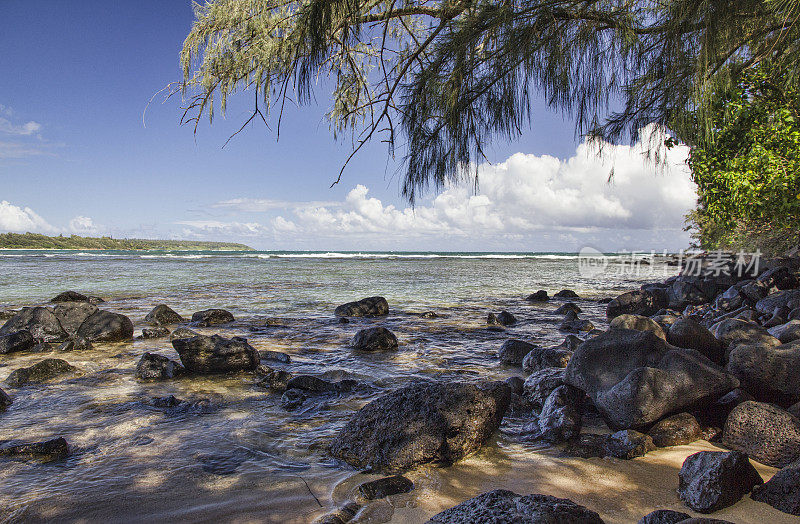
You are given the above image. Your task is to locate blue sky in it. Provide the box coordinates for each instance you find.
[0,1,696,251]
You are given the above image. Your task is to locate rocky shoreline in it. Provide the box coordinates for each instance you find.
[0,258,799,523]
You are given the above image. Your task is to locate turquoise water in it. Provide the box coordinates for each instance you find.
[0,250,679,523]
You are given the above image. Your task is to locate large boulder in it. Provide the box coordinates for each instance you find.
[53,302,98,335]
[6,358,77,387]
[172,334,259,374]
[667,318,724,364]
[352,327,399,351]
[135,352,184,380]
[606,289,669,319]
[638,510,692,524]
[726,341,800,404]
[668,278,714,309]
[0,330,35,354]
[605,429,655,459]
[522,343,573,373]
[329,381,510,473]
[0,307,67,342]
[191,309,235,326]
[427,489,604,524]
[498,339,535,366]
[750,462,800,516]
[678,451,763,513]
[564,329,738,429]
[722,401,800,468]
[144,304,185,326]
[334,296,389,317]
[75,310,133,342]
[610,314,666,339]
[709,318,780,354]
[51,291,90,303]
[648,412,702,447]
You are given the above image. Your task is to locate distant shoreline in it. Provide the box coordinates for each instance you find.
[0,233,253,251]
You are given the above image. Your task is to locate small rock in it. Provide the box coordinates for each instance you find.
[352,327,398,351]
[0,330,34,354]
[605,430,655,459]
[76,310,134,342]
[554,289,579,299]
[419,311,438,319]
[285,375,337,393]
[141,327,170,339]
[259,350,291,363]
[526,290,549,302]
[522,368,565,408]
[50,291,89,303]
[6,359,76,387]
[280,389,306,410]
[558,318,594,333]
[30,342,51,353]
[554,302,581,315]
[498,339,535,366]
[136,352,184,380]
[678,450,763,513]
[358,475,413,500]
[488,311,517,326]
[170,327,199,341]
[312,502,360,524]
[610,314,666,339]
[191,308,235,327]
[428,489,604,523]
[638,510,692,524]
[335,296,389,317]
[562,433,608,459]
[750,462,800,516]
[172,334,259,374]
[535,385,583,443]
[0,388,11,410]
[648,413,703,447]
[0,437,69,460]
[56,336,92,352]
[768,319,800,343]
[144,304,185,326]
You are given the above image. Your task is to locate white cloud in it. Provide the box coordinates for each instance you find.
[69,215,101,235]
[188,128,697,250]
[0,201,58,233]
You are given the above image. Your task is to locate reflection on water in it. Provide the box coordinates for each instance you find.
[4,252,787,523]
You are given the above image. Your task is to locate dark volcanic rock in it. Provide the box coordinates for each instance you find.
[605,429,655,459]
[172,334,259,374]
[53,302,98,335]
[76,310,133,342]
[329,381,510,473]
[768,319,800,343]
[259,350,291,363]
[523,368,565,408]
[0,437,68,460]
[648,413,702,447]
[554,302,581,315]
[562,433,608,459]
[667,318,724,364]
[704,389,754,427]
[554,289,579,299]
[499,339,535,366]
[312,503,361,524]
[6,358,76,387]
[141,327,170,339]
[352,327,398,351]
[135,352,184,380]
[280,389,306,409]
[564,329,739,429]
[610,314,666,339]
[335,296,389,317]
[0,307,67,342]
[191,308,235,327]
[750,462,800,516]
[285,375,337,393]
[358,475,414,500]
[607,289,669,319]
[722,401,800,468]
[638,509,692,524]
[427,489,604,524]
[709,318,780,354]
[50,291,89,303]
[522,344,573,373]
[0,330,34,354]
[727,341,800,403]
[678,450,763,513]
[170,327,199,341]
[488,311,517,326]
[526,290,549,302]
[755,289,800,316]
[56,336,92,352]
[144,304,185,326]
[536,385,583,442]
[559,318,594,333]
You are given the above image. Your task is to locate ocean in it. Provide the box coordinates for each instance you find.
[2,250,787,523]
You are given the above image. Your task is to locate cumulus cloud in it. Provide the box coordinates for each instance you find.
[69,215,101,235]
[176,220,270,237]
[0,201,58,233]
[190,128,697,250]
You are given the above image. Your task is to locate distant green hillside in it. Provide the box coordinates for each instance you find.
[0,233,253,251]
